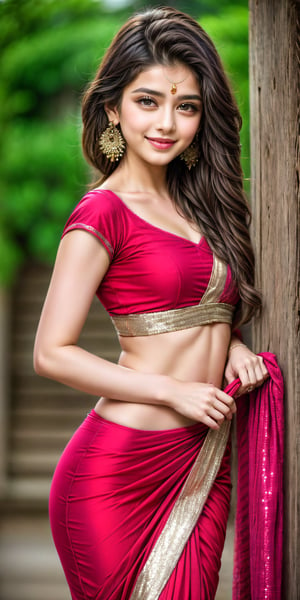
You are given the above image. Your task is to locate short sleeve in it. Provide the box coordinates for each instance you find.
[61,190,120,259]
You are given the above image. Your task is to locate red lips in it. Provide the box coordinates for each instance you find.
[145,137,176,149]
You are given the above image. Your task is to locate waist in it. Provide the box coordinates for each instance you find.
[118,321,231,382]
[89,409,207,438]
[95,323,231,430]
[95,400,199,430]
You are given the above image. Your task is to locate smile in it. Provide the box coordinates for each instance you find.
[145,137,176,150]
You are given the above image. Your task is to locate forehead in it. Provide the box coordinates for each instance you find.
[127,63,201,94]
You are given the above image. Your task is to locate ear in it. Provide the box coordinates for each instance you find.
[104,103,120,125]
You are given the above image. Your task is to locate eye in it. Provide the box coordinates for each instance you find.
[178,103,199,113]
[137,96,157,107]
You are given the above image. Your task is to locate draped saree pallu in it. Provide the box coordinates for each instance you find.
[233,352,284,600]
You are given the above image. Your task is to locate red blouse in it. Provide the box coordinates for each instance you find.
[62,190,240,317]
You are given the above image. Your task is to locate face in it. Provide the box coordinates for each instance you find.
[105,63,202,168]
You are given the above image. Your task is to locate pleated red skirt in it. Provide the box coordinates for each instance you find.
[49,410,231,600]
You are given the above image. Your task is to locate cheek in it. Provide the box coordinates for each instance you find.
[121,123,143,146]
[120,100,151,127]
[120,109,151,139]
[180,117,201,143]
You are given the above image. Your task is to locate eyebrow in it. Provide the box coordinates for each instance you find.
[131,87,202,101]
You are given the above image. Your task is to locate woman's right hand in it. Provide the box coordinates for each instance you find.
[168,380,236,430]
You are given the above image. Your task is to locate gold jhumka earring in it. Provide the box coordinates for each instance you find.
[99,121,125,162]
[180,142,200,170]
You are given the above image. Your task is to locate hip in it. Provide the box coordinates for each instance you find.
[49,408,231,506]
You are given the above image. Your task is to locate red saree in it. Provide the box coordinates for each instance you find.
[49,412,232,600]
[49,353,284,600]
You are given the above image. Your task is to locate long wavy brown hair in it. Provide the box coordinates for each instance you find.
[82,6,261,326]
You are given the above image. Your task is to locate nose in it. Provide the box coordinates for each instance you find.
[156,106,176,133]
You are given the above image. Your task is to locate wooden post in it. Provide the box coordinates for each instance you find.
[249,0,300,596]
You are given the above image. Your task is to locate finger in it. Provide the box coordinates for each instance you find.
[253,367,267,387]
[213,399,235,418]
[224,364,236,384]
[202,415,221,430]
[234,386,245,398]
[225,363,236,377]
[245,361,257,386]
[216,389,237,412]
[257,357,269,382]
[247,357,269,389]
[209,408,227,423]
[237,365,251,390]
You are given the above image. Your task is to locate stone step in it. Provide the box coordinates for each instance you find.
[12,406,88,421]
[0,515,70,599]
[11,349,118,375]
[7,263,120,497]
[0,514,233,599]
[11,409,87,436]
[8,450,63,476]
[5,477,51,502]
[10,429,76,451]
[11,386,92,403]
[0,581,70,600]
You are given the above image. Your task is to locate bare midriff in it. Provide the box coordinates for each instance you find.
[94,322,231,430]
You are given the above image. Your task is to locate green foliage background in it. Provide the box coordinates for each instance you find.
[0,0,249,285]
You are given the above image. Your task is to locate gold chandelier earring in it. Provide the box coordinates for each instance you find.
[99,121,126,162]
[180,140,200,170]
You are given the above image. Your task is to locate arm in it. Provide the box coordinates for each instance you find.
[224,334,269,396]
[33,230,169,404]
[34,230,236,429]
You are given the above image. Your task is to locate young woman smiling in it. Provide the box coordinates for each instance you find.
[34,7,269,600]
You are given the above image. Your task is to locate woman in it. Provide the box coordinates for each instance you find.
[34,7,269,600]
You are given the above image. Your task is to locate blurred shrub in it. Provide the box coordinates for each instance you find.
[0,0,123,284]
[0,0,249,285]
[199,6,250,191]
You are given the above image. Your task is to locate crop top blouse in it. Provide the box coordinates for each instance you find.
[62,189,240,336]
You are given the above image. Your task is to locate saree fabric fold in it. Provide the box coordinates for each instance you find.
[49,411,232,600]
[233,352,284,600]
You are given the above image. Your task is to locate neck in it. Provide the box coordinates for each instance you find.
[112,153,169,196]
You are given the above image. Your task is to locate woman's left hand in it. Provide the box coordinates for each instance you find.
[224,343,269,397]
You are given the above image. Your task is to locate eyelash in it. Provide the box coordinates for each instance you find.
[136,97,199,113]
[137,96,157,107]
[178,103,198,113]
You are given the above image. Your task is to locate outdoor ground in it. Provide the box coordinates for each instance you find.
[0,514,233,599]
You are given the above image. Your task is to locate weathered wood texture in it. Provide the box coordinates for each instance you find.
[249,0,300,596]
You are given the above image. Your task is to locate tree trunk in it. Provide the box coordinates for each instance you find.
[249,0,300,596]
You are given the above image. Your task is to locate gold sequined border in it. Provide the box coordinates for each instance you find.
[130,420,231,600]
[111,303,234,336]
[111,252,232,336]
[200,254,228,305]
